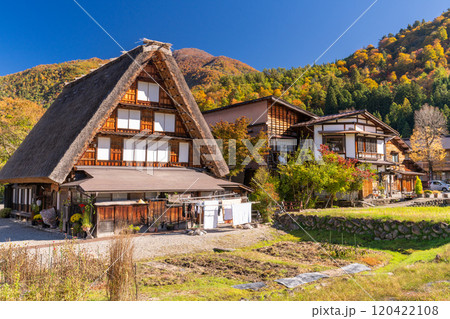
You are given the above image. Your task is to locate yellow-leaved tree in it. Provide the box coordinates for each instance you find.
[409,104,448,181]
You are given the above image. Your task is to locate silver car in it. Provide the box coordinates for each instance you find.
[429,180,450,192]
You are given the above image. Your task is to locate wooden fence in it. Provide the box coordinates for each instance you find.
[95,200,185,235]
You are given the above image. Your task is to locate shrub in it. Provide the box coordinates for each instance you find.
[128,225,140,233]
[250,167,279,223]
[424,190,433,194]
[0,241,106,300]
[0,208,11,218]
[32,213,42,221]
[414,176,423,195]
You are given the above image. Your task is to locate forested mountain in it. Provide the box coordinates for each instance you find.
[1,9,450,137]
[0,48,256,109]
[192,9,450,137]
[0,58,108,108]
[173,48,257,87]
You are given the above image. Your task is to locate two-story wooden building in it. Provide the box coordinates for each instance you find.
[203,99,423,198]
[0,40,245,236]
[202,96,318,183]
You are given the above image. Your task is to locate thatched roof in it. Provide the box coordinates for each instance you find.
[0,40,229,184]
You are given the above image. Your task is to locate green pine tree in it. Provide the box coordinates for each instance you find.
[414,176,423,195]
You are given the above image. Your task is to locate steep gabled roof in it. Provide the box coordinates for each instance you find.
[0,40,229,184]
[292,109,399,135]
[202,95,318,119]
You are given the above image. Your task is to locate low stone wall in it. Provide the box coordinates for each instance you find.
[407,199,449,207]
[275,213,449,241]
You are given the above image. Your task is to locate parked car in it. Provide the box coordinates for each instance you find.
[429,180,450,192]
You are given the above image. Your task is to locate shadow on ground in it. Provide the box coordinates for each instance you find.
[0,218,67,243]
[288,228,449,252]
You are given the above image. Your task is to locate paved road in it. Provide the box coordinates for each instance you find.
[0,218,67,245]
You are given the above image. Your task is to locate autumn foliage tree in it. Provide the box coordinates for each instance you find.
[409,104,448,180]
[0,98,45,169]
[210,116,268,177]
[278,145,374,208]
[249,166,279,222]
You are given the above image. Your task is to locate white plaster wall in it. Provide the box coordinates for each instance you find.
[322,124,344,131]
[337,118,353,123]
[377,139,384,154]
[346,134,356,158]
[314,125,322,160]
[365,126,376,133]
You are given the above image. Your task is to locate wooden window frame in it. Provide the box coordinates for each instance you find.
[97,137,111,161]
[323,135,345,154]
[154,112,175,133]
[137,81,160,103]
[117,108,141,130]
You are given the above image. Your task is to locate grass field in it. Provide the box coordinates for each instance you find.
[296,206,450,223]
[136,229,450,301]
[1,206,449,301]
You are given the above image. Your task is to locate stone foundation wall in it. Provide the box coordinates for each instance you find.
[275,213,449,241]
[407,199,449,207]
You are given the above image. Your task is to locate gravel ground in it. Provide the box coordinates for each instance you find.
[66,226,273,261]
[0,218,275,261]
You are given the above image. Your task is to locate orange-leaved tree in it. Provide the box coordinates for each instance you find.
[210,116,268,177]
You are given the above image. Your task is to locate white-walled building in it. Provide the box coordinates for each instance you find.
[203,99,423,198]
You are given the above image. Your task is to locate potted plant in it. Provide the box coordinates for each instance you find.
[128,224,140,234]
[31,203,41,224]
[81,210,93,238]
[153,220,161,232]
[414,176,423,198]
[378,184,386,199]
[72,223,83,237]
[81,197,96,238]
[424,190,432,198]
[70,213,83,236]
[33,214,43,226]
[433,191,440,198]
[166,223,175,231]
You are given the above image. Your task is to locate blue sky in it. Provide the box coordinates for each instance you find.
[0,0,449,76]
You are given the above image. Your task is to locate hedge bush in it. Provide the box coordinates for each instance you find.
[0,208,12,218]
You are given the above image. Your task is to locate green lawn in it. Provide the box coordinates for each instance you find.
[297,206,450,223]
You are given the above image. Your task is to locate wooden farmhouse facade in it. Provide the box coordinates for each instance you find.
[202,96,318,183]
[0,40,246,237]
[203,99,424,198]
[404,135,450,184]
[385,136,426,195]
